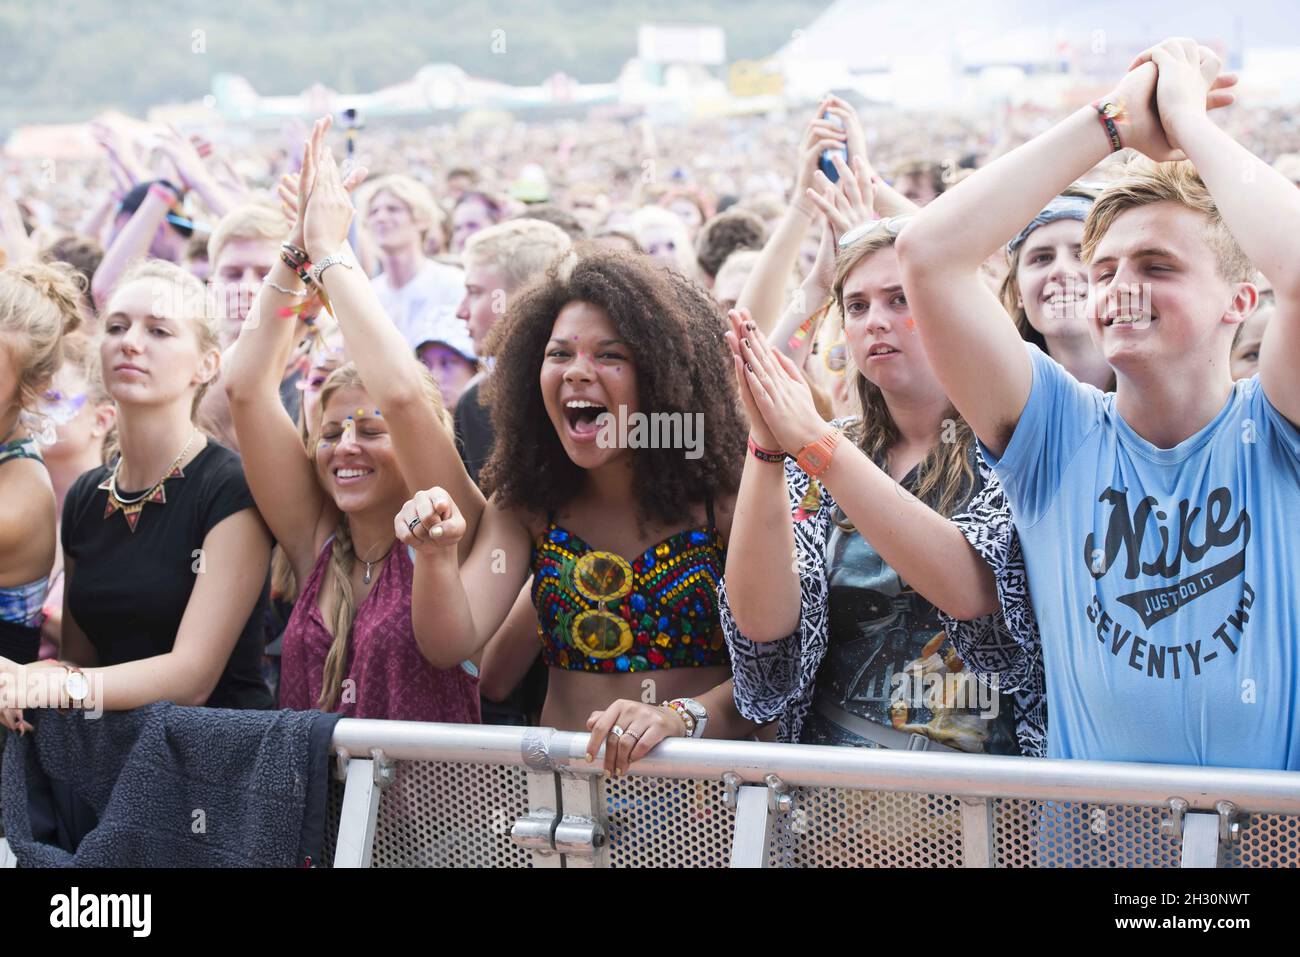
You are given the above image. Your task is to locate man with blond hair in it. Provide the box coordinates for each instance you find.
[453,218,571,483]
[362,174,465,345]
[208,201,284,345]
[896,39,1299,769]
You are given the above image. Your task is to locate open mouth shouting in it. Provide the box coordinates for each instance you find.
[562,398,609,442]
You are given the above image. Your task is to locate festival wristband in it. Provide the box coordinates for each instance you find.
[1093,99,1125,153]
[786,313,817,353]
[748,436,786,464]
[147,183,180,211]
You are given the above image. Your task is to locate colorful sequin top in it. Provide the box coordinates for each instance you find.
[530,504,729,673]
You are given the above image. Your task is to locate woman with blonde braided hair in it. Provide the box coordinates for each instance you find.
[225,116,480,720]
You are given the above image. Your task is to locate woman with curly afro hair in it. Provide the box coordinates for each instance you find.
[397,245,753,741]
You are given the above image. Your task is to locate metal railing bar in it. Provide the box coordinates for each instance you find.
[330,720,1300,815]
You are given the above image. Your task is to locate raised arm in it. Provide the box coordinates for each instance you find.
[396,489,534,669]
[897,56,1237,456]
[222,181,331,575]
[1149,40,1300,425]
[721,310,804,641]
[768,154,878,368]
[301,117,485,557]
[735,99,843,333]
[91,183,173,310]
[155,125,237,221]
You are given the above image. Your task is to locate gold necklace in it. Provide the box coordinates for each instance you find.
[357,538,394,585]
[98,429,199,533]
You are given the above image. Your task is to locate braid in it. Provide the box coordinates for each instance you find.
[317,515,358,710]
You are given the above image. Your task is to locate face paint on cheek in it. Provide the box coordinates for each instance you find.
[903,316,916,333]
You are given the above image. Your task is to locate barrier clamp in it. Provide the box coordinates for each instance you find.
[370,748,396,790]
[554,814,607,857]
[1161,797,1189,839]
[1216,801,1243,843]
[721,771,743,809]
[511,809,560,855]
[766,773,794,814]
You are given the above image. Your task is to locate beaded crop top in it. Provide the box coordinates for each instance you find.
[530,502,729,674]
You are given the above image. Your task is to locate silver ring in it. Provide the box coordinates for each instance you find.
[610,724,624,737]
[407,516,422,533]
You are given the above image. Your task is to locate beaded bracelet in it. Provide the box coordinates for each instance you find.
[662,700,696,737]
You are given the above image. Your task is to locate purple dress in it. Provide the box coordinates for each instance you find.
[279,537,480,723]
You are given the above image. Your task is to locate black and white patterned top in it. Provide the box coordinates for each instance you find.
[718,419,1047,756]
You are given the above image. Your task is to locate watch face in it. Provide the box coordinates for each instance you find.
[808,451,826,469]
[67,671,90,701]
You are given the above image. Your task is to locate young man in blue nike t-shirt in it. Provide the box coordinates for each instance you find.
[895,38,1300,769]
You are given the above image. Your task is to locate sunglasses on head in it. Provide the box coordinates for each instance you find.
[837,215,913,250]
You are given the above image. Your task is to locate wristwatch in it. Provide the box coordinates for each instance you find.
[666,698,708,739]
[794,429,841,478]
[58,662,90,711]
[309,250,354,285]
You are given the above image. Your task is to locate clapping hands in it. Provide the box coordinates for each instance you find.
[726,306,829,455]
[1109,37,1238,161]
[296,115,369,261]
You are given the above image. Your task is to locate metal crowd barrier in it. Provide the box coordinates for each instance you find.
[325,720,1300,868]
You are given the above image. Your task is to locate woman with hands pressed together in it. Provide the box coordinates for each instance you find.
[224,116,480,721]
[395,246,750,768]
[720,222,1033,753]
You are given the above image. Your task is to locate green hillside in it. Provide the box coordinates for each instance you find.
[0,0,829,128]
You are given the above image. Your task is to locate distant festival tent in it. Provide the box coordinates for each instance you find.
[776,0,1300,105]
[778,0,1300,72]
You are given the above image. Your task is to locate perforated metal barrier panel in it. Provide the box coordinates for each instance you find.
[605,775,735,868]
[327,759,1300,868]
[1222,813,1300,868]
[767,788,966,868]
[993,800,1183,867]
[368,761,532,868]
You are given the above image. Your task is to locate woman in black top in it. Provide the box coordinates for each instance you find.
[1,259,273,726]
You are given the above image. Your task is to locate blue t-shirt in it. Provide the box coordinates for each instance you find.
[983,344,1300,769]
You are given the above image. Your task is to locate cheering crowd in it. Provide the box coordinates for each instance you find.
[1,37,1298,788]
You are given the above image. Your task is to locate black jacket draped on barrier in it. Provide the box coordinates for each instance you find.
[1,703,342,867]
